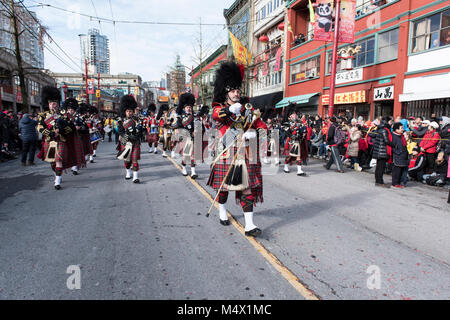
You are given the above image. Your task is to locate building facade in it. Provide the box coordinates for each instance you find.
[190,45,228,107]
[79,29,110,75]
[249,0,286,109]
[283,0,450,119]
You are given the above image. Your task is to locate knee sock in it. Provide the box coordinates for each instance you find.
[218,191,229,221]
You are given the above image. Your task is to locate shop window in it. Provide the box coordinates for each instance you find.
[353,36,375,67]
[411,9,450,53]
[378,28,399,62]
[290,55,320,83]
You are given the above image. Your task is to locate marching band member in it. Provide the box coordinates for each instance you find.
[282,105,307,176]
[36,87,79,190]
[116,95,144,183]
[177,92,197,178]
[145,103,159,154]
[207,61,267,237]
[86,106,102,162]
[62,98,86,175]
[158,104,172,158]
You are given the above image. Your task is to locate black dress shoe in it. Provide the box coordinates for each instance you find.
[191,174,198,179]
[133,179,140,183]
[245,228,261,237]
[90,160,95,163]
[125,176,132,180]
[54,185,61,190]
[93,154,96,157]
[219,219,230,226]
[72,171,78,175]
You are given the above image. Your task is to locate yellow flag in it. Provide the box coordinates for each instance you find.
[229,31,252,66]
[308,0,315,24]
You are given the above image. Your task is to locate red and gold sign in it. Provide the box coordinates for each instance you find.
[322,90,366,105]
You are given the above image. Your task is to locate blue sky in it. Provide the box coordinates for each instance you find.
[23,0,235,82]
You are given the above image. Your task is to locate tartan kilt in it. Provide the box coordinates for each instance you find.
[207,156,263,204]
[118,141,141,162]
[38,139,71,169]
[80,133,92,156]
[65,134,87,169]
[146,133,159,145]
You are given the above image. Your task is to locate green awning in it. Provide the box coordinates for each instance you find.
[275,93,320,108]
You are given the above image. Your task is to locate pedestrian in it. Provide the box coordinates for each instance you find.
[390,122,409,188]
[346,123,362,171]
[18,113,38,166]
[419,121,441,173]
[323,116,345,172]
[371,117,392,187]
[408,146,426,182]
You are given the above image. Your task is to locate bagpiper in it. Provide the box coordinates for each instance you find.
[36,86,83,190]
[145,103,159,154]
[207,61,267,237]
[75,103,93,163]
[282,104,307,176]
[158,104,173,158]
[62,98,87,175]
[86,105,102,162]
[116,95,143,183]
[177,92,198,178]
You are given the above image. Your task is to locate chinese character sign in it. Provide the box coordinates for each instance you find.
[313,0,334,41]
[87,80,95,94]
[229,31,252,66]
[274,48,282,72]
[322,90,366,105]
[338,0,356,43]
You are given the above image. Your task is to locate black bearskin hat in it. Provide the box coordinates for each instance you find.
[41,86,61,108]
[62,98,78,111]
[77,102,89,115]
[156,104,167,120]
[283,103,297,123]
[213,61,244,104]
[179,93,196,109]
[90,106,99,114]
[120,95,137,117]
[148,103,156,114]
[198,105,210,117]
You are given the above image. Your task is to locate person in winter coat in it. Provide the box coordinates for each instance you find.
[422,151,448,186]
[419,122,441,173]
[323,116,344,172]
[370,117,392,187]
[18,113,38,166]
[408,146,426,182]
[411,117,428,138]
[346,123,362,171]
[390,122,409,188]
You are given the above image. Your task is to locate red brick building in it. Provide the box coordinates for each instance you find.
[283,0,450,120]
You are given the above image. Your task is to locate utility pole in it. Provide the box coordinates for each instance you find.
[97,72,100,112]
[84,59,89,104]
[199,17,204,105]
[328,0,342,118]
[9,0,30,113]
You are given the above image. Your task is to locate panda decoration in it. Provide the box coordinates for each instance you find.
[316,2,333,33]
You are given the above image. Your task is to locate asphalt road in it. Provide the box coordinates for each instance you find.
[0,141,449,300]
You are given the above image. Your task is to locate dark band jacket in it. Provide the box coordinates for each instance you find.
[287,121,307,143]
[38,111,72,142]
[119,117,144,143]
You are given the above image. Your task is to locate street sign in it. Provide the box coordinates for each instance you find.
[379,79,391,84]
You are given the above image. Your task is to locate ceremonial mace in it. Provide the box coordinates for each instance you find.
[206,104,261,217]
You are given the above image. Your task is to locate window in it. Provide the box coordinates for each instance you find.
[290,56,320,83]
[412,9,450,53]
[378,28,398,61]
[354,36,375,67]
[262,7,266,20]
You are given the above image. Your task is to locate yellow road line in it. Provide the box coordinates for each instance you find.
[163,152,320,300]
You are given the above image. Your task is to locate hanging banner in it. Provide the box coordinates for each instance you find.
[229,31,252,66]
[87,79,95,94]
[313,0,334,41]
[274,47,282,72]
[262,53,269,76]
[338,0,356,43]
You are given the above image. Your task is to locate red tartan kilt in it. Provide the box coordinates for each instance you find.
[38,139,69,168]
[80,133,92,156]
[207,159,263,191]
[65,134,87,169]
[119,142,140,162]
[146,133,159,144]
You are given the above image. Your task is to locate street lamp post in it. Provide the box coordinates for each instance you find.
[328,0,342,118]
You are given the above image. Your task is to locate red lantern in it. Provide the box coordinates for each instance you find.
[278,22,285,31]
[259,35,269,42]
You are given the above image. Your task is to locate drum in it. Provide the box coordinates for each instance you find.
[90,130,103,144]
[104,125,112,134]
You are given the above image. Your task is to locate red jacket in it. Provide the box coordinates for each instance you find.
[212,102,267,138]
[419,130,440,154]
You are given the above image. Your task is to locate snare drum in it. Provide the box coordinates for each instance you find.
[90,130,103,144]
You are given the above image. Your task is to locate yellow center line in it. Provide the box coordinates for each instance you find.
[162,151,320,300]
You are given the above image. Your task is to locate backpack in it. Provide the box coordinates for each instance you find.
[334,126,346,145]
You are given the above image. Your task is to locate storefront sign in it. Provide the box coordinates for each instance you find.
[335,68,363,84]
[373,86,394,101]
[322,90,366,105]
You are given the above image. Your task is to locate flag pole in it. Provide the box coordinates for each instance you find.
[328,0,341,118]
